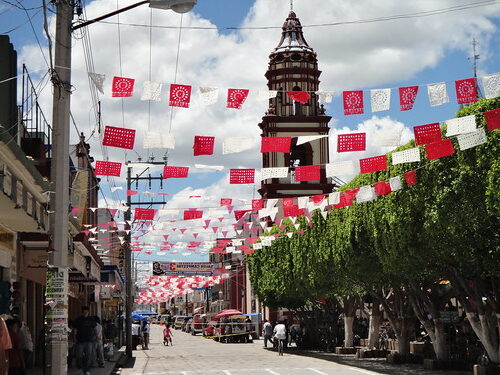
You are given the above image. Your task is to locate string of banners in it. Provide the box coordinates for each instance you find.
[118,109,499,256]
[88,71,500,113]
[92,109,500,187]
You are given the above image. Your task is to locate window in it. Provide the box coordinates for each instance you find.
[292,86,303,116]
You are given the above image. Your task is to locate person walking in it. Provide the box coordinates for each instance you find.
[73,306,97,375]
[6,319,24,375]
[262,320,273,348]
[163,324,173,346]
[141,320,149,350]
[93,317,105,368]
[273,320,287,356]
[18,321,32,370]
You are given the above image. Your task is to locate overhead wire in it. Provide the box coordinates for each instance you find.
[92,0,500,31]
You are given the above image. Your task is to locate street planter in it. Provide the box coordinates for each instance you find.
[473,365,500,375]
[335,347,357,355]
[356,348,390,359]
[424,359,469,371]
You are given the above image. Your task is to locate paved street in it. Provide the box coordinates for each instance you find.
[114,325,469,375]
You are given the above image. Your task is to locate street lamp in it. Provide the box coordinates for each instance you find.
[48,1,196,374]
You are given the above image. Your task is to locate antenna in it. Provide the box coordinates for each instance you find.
[468,38,480,78]
[468,38,483,98]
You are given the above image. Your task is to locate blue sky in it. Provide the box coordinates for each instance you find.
[2,0,500,264]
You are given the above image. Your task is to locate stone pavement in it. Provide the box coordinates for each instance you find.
[27,349,124,375]
[114,324,471,375]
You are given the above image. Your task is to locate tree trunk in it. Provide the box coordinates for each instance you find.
[467,312,500,364]
[433,323,448,362]
[395,317,411,358]
[368,303,381,349]
[344,316,354,347]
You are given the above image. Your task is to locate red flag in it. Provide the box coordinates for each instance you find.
[283,198,294,207]
[163,166,189,179]
[193,136,215,156]
[183,210,203,220]
[252,199,264,210]
[455,78,478,105]
[414,123,442,145]
[286,91,310,104]
[94,161,122,177]
[284,205,304,217]
[220,198,232,207]
[425,139,455,160]
[374,181,391,196]
[112,76,135,97]
[359,155,388,174]
[169,84,192,108]
[227,89,249,109]
[126,190,138,196]
[295,165,320,182]
[337,133,366,152]
[229,169,255,184]
[103,126,136,149]
[311,195,325,204]
[343,90,364,115]
[485,108,500,130]
[261,137,292,153]
[334,192,351,209]
[399,86,419,111]
[234,210,251,221]
[404,170,418,186]
[134,208,155,221]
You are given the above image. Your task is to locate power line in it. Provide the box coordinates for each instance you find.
[91,0,500,31]
[0,8,41,34]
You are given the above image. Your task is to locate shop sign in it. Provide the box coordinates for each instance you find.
[152,261,215,276]
[24,250,48,268]
[100,288,112,300]
[439,311,460,324]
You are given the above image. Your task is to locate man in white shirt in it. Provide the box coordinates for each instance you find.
[273,321,287,356]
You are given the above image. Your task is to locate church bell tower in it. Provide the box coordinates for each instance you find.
[259,11,335,199]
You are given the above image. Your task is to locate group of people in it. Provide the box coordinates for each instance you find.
[131,319,150,350]
[0,317,33,375]
[70,306,106,375]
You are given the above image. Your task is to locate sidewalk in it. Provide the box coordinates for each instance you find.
[281,348,471,375]
[27,349,124,375]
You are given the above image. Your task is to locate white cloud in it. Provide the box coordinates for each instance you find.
[15,0,500,259]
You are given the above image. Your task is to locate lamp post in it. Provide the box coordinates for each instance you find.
[48,1,196,373]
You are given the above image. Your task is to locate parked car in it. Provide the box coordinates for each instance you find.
[203,319,217,338]
[191,314,207,336]
[174,316,186,330]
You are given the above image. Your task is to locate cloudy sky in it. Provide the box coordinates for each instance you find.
[3,0,500,262]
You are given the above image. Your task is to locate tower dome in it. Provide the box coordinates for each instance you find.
[273,11,314,54]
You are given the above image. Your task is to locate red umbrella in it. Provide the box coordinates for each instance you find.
[215,309,243,318]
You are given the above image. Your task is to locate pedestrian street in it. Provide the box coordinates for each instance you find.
[114,324,469,375]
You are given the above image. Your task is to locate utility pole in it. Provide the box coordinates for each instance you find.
[124,166,133,358]
[124,160,167,358]
[45,1,72,374]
